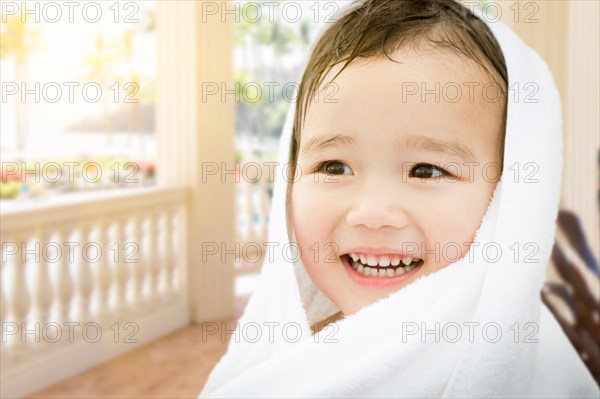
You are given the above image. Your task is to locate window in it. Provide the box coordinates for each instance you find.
[1,1,157,202]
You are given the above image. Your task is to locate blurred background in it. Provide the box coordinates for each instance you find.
[0,0,598,397]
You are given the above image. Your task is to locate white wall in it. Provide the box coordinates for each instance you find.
[503,0,599,260]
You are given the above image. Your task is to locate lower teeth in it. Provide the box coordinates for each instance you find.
[350,259,421,277]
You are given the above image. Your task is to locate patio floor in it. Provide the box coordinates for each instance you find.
[29,261,261,399]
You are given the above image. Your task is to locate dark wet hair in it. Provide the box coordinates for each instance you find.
[290,0,508,169]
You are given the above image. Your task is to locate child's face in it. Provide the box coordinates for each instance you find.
[291,50,504,315]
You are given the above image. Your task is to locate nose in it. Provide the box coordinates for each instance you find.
[345,181,410,230]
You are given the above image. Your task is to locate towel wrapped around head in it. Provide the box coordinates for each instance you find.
[199,1,600,397]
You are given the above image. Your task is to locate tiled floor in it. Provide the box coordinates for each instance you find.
[29,325,229,398]
[29,262,260,399]
[29,296,250,399]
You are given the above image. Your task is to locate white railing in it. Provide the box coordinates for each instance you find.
[235,162,273,255]
[0,187,190,398]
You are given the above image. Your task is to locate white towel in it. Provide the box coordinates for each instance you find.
[199,6,599,399]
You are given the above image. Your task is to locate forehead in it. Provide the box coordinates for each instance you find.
[302,49,504,152]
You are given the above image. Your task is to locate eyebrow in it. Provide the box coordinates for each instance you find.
[300,133,477,162]
[401,135,477,162]
[301,134,357,156]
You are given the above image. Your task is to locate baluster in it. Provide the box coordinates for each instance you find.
[147,211,161,304]
[259,181,270,243]
[113,214,129,315]
[163,207,177,300]
[1,245,10,367]
[32,227,54,326]
[55,226,74,325]
[6,231,31,359]
[245,179,255,242]
[75,224,94,323]
[1,260,6,327]
[235,180,243,244]
[94,220,112,321]
[29,227,56,355]
[130,212,146,308]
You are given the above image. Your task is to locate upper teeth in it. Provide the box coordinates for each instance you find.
[349,253,420,267]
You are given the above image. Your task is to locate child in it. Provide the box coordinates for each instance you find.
[290,0,506,321]
[200,1,599,397]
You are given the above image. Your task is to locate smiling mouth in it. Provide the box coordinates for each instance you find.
[341,253,424,278]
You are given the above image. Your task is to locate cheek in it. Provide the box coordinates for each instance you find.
[291,183,342,289]
[291,180,343,235]
[291,183,326,252]
[424,181,497,262]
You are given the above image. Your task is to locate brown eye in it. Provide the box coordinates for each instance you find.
[410,163,446,179]
[318,161,353,175]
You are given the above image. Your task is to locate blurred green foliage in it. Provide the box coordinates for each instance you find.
[234,1,315,142]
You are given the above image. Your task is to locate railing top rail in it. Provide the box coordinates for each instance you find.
[0,187,189,233]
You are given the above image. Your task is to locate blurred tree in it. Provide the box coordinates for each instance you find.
[0,14,41,151]
[234,0,319,148]
[78,5,155,153]
[82,33,119,145]
[116,30,142,149]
